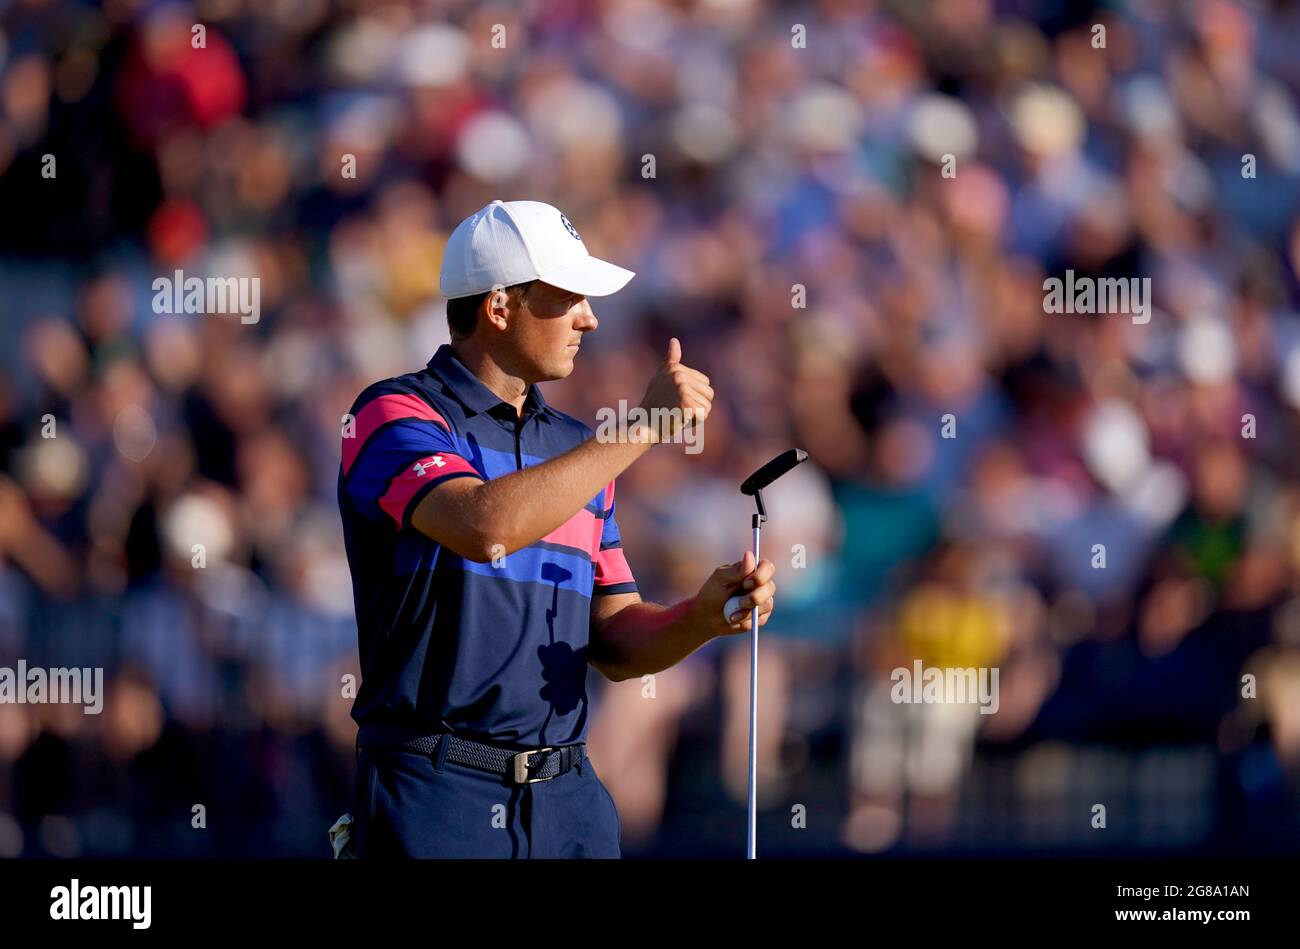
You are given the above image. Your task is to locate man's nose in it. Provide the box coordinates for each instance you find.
[576,301,598,331]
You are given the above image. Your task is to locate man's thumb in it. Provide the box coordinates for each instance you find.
[730,550,755,579]
[665,337,681,367]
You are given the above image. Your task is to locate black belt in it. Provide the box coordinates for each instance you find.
[357,724,586,785]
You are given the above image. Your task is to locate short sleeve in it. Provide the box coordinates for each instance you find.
[593,479,637,595]
[341,390,481,530]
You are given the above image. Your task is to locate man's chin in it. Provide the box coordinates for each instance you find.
[548,353,578,379]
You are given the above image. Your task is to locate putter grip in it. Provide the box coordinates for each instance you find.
[740,448,808,495]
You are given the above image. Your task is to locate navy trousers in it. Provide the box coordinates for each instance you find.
[352,740,622,858]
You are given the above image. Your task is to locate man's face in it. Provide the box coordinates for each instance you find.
[503,281,598,381]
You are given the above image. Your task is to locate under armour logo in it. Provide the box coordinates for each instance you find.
[560,213,581,240]
[412,456,446,476]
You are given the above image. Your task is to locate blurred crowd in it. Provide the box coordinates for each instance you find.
[1,0,1300,856]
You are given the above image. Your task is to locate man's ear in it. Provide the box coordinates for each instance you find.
[484,285,511,332]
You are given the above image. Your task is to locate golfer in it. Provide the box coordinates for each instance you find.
[339,200,777,858]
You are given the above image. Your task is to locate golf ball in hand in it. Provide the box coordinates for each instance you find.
[724,595,747,623]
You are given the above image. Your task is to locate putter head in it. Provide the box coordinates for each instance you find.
[740,448,808,496]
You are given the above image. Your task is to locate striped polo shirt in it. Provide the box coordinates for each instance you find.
[338,343,637,749]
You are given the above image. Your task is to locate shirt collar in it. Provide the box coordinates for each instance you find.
[427,344,554,423]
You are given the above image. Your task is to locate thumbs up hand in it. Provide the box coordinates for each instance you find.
[636,337,714,444]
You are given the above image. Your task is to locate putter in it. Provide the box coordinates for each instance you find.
[738,448,808,858]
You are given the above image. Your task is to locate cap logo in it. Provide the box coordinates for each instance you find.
[560,213,581,241]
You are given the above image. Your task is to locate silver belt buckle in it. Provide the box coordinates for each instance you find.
[512,746,556,784]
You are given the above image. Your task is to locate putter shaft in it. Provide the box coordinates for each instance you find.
[747,518,761,860]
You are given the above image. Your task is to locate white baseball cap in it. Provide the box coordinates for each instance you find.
[439,199,635,300]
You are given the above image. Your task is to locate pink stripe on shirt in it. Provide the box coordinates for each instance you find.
[540,509,600,559]
[342,394,449,475]
[378,453,479,527]
[595,546,634,586]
